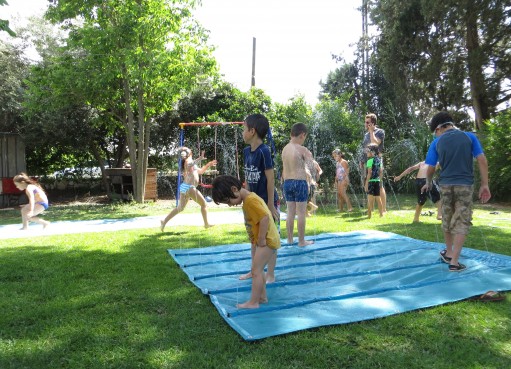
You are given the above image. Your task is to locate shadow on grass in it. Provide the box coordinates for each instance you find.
[1,225,510,368]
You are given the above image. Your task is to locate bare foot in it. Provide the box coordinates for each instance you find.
[265,274,275,284]
[204,224,214,229]
[437,217,442,220]
[42,221,50,229]
[259,297,268,304]
[160,220,165,232]
[413,219,421,223]
[19,227,28,231]
[298,240,314,247]
[367,214,372,219]
[236,301,260,309]
[287,238,294,245]
[239,272,252,280]
[379,213,384,217]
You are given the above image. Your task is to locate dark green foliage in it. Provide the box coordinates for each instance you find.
[481,110,511,201]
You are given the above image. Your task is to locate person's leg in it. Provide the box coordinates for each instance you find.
[296,201,313,246]
[236,247,274,309]
[439,185,454,260]
[413,204,423,223]
[29,205,50,228]
[447,185,474,269]
[449,233,466,267]
[380,185,387,212]
[435,200,442,220]
[376,196,384,216]
[311,193,318,214]
[367,194,374,219]
[340,181,352,211]
[286,201,296,244]
[20,204,31,230]
[239,243,256,280]
[189,188,212,228]
[265,251,277,283]
[336,181,344,211]
[161,193,188,231]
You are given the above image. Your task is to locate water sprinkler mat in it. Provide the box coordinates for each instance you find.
[167,230,511,341]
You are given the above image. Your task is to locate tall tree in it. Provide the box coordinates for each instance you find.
[369,0,511,129]
[0,0,16,36]
[46,0,217,202]
[0,41,27,132]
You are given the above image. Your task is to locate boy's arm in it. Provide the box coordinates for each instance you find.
[367,124,383,146]
[476,154,491,203]
[257,215,270,246]
[421,165,437,193]
[264,168,278,219]
[394,162,420,181]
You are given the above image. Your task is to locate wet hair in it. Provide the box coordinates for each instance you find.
[212,175,242,205]
[332,149,344,159]
[244,114,269,140]
[13,172,41,189]
[367,143,379,155]
[291,123,308,137]
[365,113,377,125]
[177,146,192,170]
[429,111,454,132]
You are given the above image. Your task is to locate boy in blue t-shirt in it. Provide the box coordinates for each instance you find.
[422,111,491,272]
[364,143,384,218]
[241,114,279,283]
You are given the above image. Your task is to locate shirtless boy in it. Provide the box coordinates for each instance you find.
[394,161,441,222]
[281,123,314,247]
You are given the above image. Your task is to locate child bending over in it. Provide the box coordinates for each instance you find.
[212,175,281,309]
[13,173,50,230]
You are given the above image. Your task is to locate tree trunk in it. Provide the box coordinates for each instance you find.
[121,64,139,202]
[135,74,147,203]
[465,6,490,130]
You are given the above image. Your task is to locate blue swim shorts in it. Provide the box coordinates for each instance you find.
[179,183,195,194]
[36,201,49,210]
[283,179,309,202]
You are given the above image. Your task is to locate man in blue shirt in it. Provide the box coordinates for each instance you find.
[422,112,491,272]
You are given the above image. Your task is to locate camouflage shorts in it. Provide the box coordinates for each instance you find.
[440,185,474,235]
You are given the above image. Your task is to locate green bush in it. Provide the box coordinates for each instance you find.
[481,110,511,201]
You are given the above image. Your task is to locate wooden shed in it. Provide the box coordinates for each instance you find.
[0,133,26,207]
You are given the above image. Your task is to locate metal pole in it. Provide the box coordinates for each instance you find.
[251,37,256,87]
[176,124,185,207]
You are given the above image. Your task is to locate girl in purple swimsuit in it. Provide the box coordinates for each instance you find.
[13,172,50,230]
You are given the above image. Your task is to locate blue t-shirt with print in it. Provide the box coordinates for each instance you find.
[243,143,279,208]
[425,129,484,186]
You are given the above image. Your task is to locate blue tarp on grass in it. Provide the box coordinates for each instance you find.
[167,230,511,341]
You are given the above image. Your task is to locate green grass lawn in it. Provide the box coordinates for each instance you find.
[1,197,510,368]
